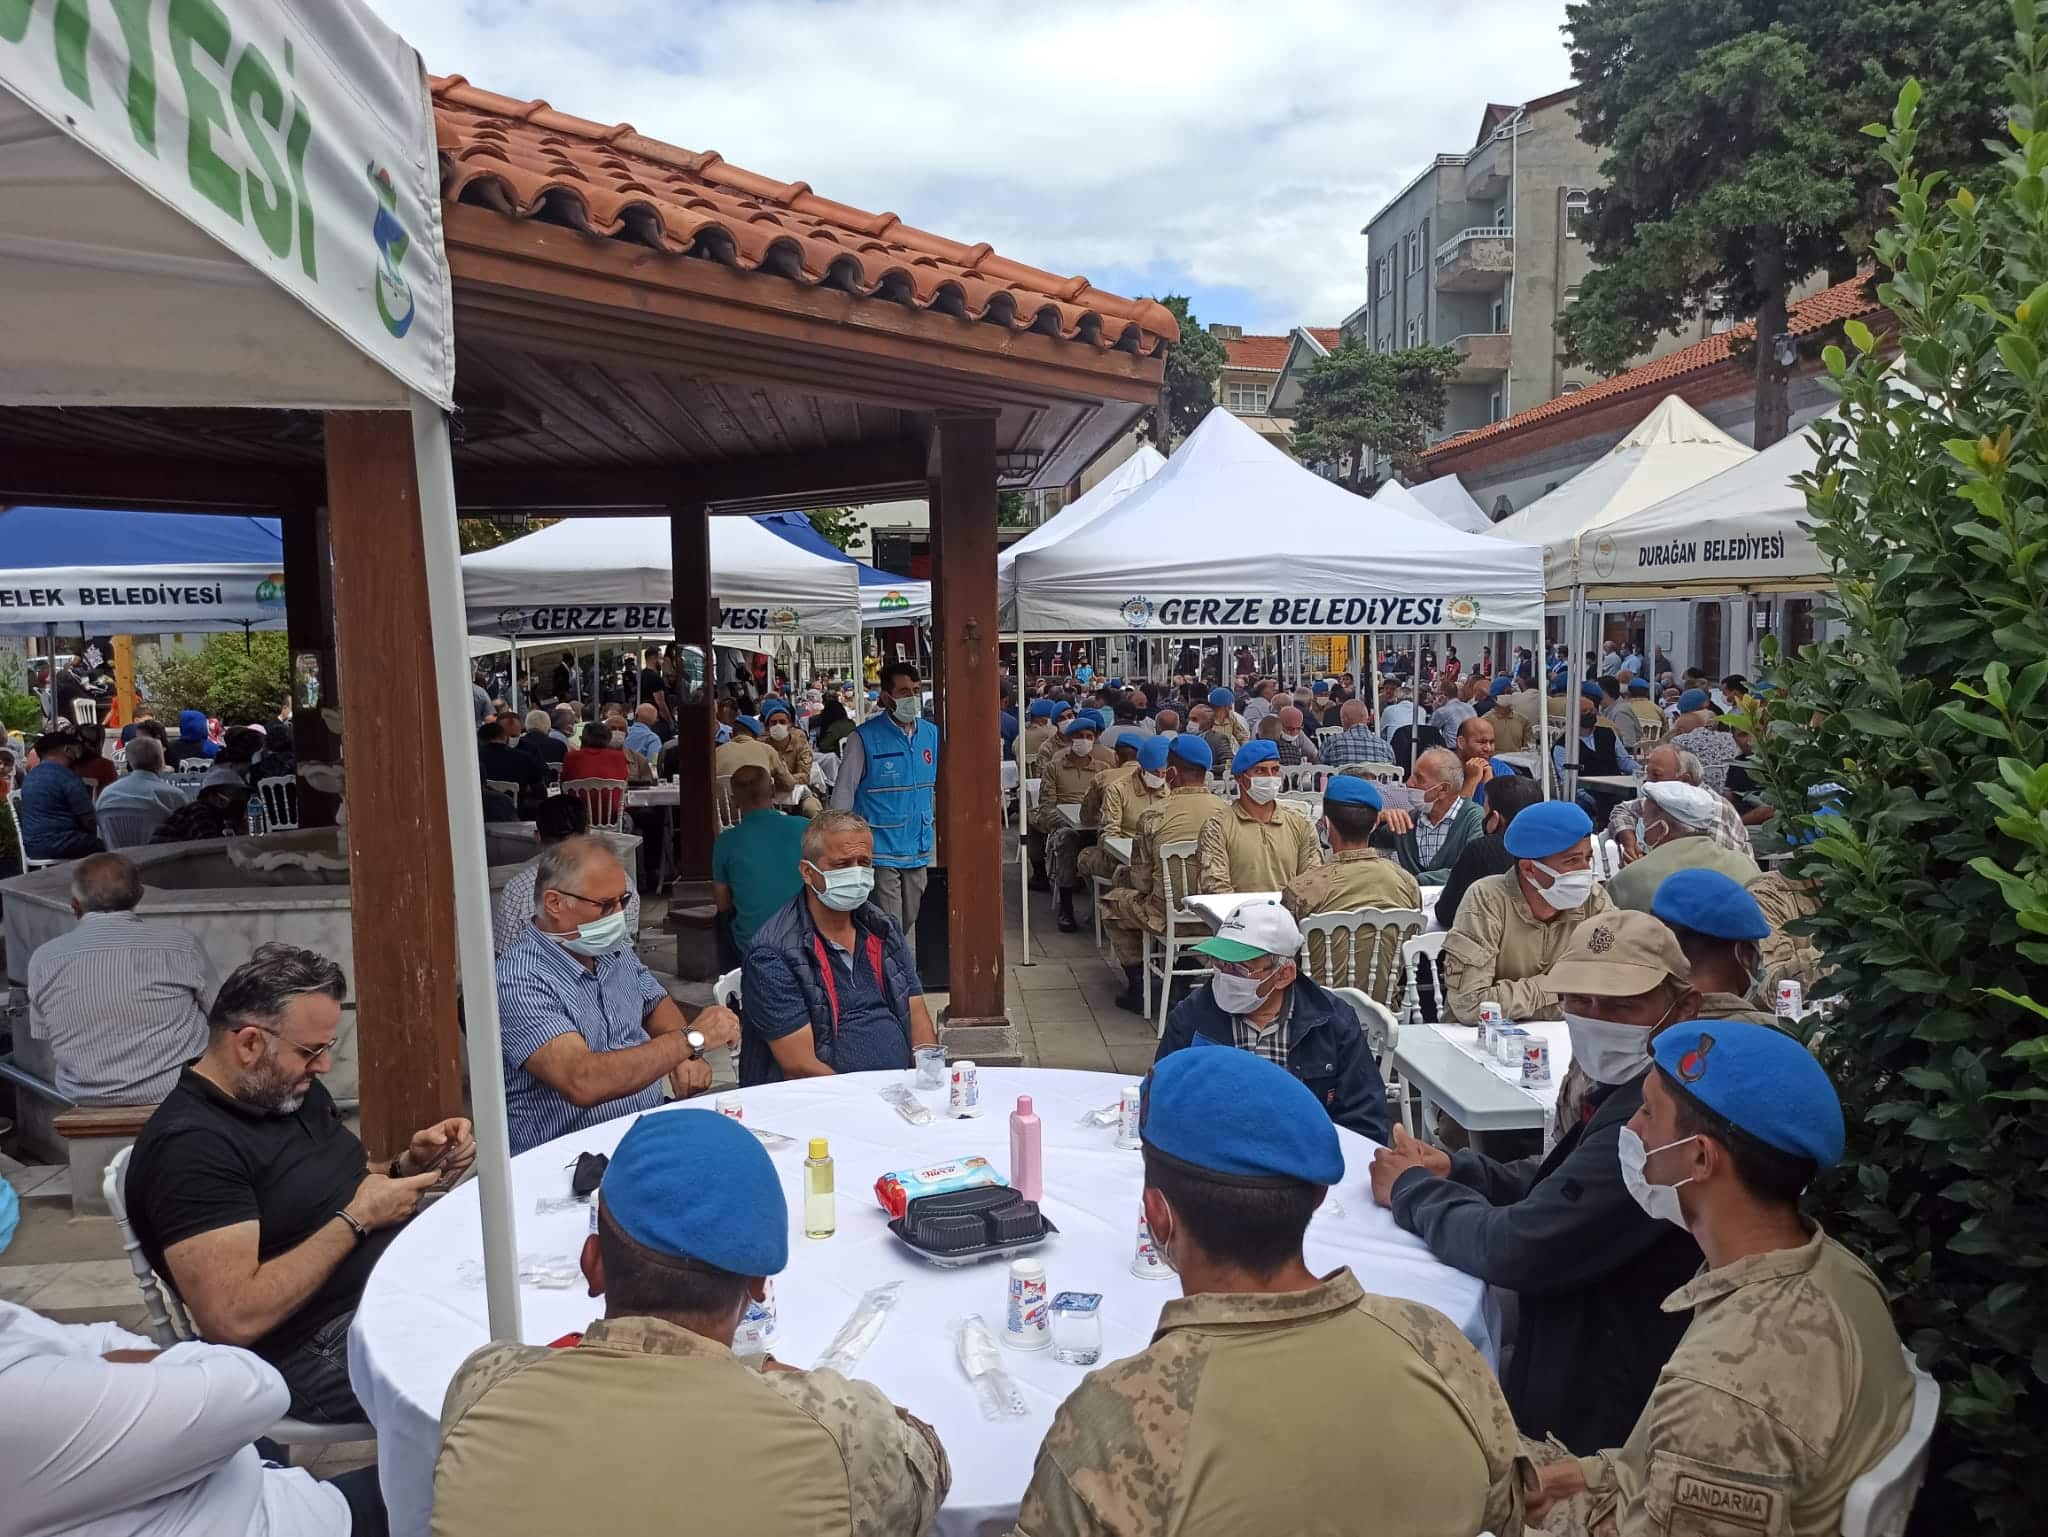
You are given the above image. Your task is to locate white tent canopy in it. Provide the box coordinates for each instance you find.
[1405,474,1493,534]
[1011,407,1545,633]
[1488,395,1756,593]
[1370,478,1470,531]
[462,513,863,638]
[1582,413,1829,596]
[997,444,1164,624]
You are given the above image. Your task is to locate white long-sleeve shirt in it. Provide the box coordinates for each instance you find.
[0,1302,349,1537]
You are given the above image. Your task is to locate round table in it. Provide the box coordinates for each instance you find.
[349,1067,1495,1537]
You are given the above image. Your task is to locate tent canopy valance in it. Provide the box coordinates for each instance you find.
[462,513,863,638]
[0,506,286,634]
[1009,409,1545,634]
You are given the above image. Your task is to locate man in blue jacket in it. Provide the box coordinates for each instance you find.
[1153,899,1393,1146]
[828,660,938,955]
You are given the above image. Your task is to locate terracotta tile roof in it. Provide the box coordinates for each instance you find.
[1424,274,1884,459]
[1305,326,1344,350]
[1222,333,1292,371]
[430,75,1179,358]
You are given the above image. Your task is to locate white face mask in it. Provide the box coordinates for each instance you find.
[1208,967,1278,1015]
[1141,771,1167,790]
[1530,860,1597,911]
[805,860,874,912]
[1244,774,1282,805]
[1617,1127,1697,1229]
[1563,1011,1655,1086]
[769,723,789,741]
[1070,739,1096,758]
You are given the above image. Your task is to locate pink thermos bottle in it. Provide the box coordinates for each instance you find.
[1010,1095,1043,1203]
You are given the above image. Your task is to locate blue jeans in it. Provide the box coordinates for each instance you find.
[273,1308,366,1423]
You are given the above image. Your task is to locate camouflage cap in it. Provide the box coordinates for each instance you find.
[1544,910,1690,996]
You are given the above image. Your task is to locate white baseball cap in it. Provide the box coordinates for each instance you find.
[1191,899,1302,963]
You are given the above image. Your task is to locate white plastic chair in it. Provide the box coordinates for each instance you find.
[176,757,212,777]
[563,777,628,833]
[256,776,299,831]
[104,1147,373,1452]
[1400,930,1449,1029]
[10,789,56,872]
[1592,833,1624,881]
[67,697,98,725]
[1298,907,1425,1012]
[1326,985,1410,1136]
[713,773,738,830]
[1141,838,1211,1035]
[1840,1347,1940,1536]
[1315,725,1342,747]
[1350,761,1405,785]
[97,804,167,850]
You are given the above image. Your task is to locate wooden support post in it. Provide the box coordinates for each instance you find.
[281,508,342,828]
[929,414,1011,1049]
[324,412,464,1154]
[670,501,716,884]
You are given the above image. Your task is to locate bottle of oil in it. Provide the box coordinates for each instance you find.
[804,1138,835,1238]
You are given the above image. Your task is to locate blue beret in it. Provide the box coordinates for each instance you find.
[1653,1022,1843,1168]
[1061,716,1098,738]
[1677,688,1710,712]
[714,724,733,744]
[1208,687,1235,709]
[1168,733,1213,771]
[1323,775,1383,810]
[736,715,762,736]
[1108,677,1125,689]
[1232,739,1280,774]
[603,1110,789,1276]
[1490,675,1515,696]
[1027,699,1058,719]
[1651,868,1770,941]
[1580,681,1605,702]
[1503,799,1593,858]
[1311,681,1330,695]
[758,699,790,720]
[1145,1049,1343,1185]
[1085,708,1112,731]
[1628,679,1652,695]
[1138,734,1173,772]
[1102,726,1139,751]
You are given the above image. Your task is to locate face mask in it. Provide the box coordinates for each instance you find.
[1244,775,1282,805]
[807,860,874,912]
[1141,771,1167,790]
[1564,1011,1655,1086]
[769,723,789,741]
[1071,739,1096,758]
[554,908,628,957]
[1618,1126,1697,1229]
[1208,967,1274,1015]
[1530,860,1597,911]
[1632,815,1649,848]
[891,694,921,725]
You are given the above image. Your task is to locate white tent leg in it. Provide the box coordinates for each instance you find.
[1536,627,1553,800]
[410,394,522,1344]
[1562,587,1586,804]
[1015,620,1032,966]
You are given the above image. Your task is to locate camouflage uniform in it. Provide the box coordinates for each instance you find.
[1101,786,1229,964]
[715,735,795,795]
[769,729,822,816]
[433,1314,950,1535]
[1196,798,1321,896]
[1281,847,1421,923]
[1076,764,1168,888]
[1439,872,1612,1023]
[1021,721,1055,765]
[1748,872,1830,997]
[1011,1270,1530,1537]
[1691,990,1780,1028]
[1035,747,1116,886]
[1536,1230,1913,1536]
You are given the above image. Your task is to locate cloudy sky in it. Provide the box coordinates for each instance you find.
[372,1,1576,336]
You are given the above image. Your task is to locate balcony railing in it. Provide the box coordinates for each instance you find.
[1435,225,1513,264]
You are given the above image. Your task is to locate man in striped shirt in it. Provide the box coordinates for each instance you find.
[26,852,209,1104]
[497,836,737,1154]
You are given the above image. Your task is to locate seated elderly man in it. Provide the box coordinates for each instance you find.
[1156,901,1392,1144]
[712,764,808,958]
[433,1111,950,1534]
[494,795,641,958]
[1607,743,1748,863]
[18,730,100,860]
[1282,775,1420,923]
[1439,800,1613,1023]
[1272,704,1319,765]
[1606,778,1761,912]
[515,707,568,769]
[127,943,477,1422]
[739,810,938,1083]
[1197,740,1320,895]
[498,836,737,1154]
[1373,746,1485,884]
[1322,697,1397,768]
[1372,911,1703,1453]
[90,732,186,846]
[1652,868,1779,1025]
[477,717,547,816]
[26,852,209,1104]
[623,703,663,761]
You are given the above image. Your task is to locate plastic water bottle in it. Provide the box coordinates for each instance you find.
[804,1138,835,1239]
[245,798,267,837]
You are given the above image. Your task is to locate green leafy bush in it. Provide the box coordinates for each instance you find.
[138,634,291,726]
[1748,17,2048,1529]
[0,652,43,735]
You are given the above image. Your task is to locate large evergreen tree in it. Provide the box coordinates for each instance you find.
[1561,0,2006,445]
[1290,341,1460,491]
[1146,295,1227,448]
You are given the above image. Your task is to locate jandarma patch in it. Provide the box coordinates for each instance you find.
[1673,1474,1774,1527]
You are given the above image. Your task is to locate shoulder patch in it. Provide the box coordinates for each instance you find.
[1673,1473,1775,1528]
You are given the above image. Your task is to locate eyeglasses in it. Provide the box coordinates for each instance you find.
[247,1025,335,1065]
[556,887,631,916]
[1212,958,1280,980]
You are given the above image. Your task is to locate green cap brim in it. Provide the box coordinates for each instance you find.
[1191,936,1267,962]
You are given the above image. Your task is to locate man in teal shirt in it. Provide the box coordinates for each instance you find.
[712,765,807,957]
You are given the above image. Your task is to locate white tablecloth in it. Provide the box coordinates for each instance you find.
[1392,1020,1575,1137]
[1000,761,1019,795]
[349,1068,1493,1537]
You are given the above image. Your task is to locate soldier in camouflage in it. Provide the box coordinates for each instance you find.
[432,1110,948,1536]
[1525,1021,1913,1536]
[1013,1048,1532,1537]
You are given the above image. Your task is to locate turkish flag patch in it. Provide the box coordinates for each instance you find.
[923,749,933,765]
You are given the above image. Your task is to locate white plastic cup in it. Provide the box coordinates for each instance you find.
[1004,1258,1050,1350]
[1131,1213,1174,1280]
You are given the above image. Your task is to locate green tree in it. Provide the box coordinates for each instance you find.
[1290,341,1460,490]
[138,634,292,724]
[459,516,554,553]
[1144,295,1226,448]
[997,491,1031,527]
[1562,0,2006,446]
[1744,31,2048,1529]
[805,505,866,551]
[0,652,41,735]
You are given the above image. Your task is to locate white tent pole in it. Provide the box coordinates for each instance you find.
[1015,618,1032,966]
[410,394,521,1343]
[1563,586,1586,803]
[1536,629,1553,800]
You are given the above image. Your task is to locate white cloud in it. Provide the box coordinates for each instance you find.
[368,0,1572,331]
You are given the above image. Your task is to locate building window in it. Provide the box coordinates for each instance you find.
[1564,188,1590,236]
[1227,382,1270,413]
[1405,317,1422,347]
[1494,204,1510,229]
[1491,297,1508,333]
[1489,390,1504,422]
[1377,254,1390,295]
[1405,230,1421,271]
[1560,382,1583,395]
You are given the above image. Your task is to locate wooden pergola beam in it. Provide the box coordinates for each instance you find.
[451,436,931,514]
[0,449,321,512]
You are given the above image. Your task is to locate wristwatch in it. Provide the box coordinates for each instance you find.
[684,1028,706,1059]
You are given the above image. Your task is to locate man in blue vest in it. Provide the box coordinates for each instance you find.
[829,659,939,955]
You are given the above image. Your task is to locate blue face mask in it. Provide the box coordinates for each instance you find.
[807,860,874,912]
[891,694,922,725]
[553,908,629,957]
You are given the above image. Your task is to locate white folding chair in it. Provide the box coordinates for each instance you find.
[257,776,299,831]
[1326,985,1409,1137]
[176,757,212,777]
[1298,907,1425,1012]
[1142,838,1211,1035]
[713,773,737,830]
[1315,725,1342,747]
[563,777,628,833]
[1281,762,1320,791]
[1398,930,1450,1135]
[1351,761,1405,785]
[1592,833,1624,881]
[67,697,98,725]
[104,1148,373,1452]
[10,789,56,871]
[1840,1348,1940,1537]
[484,777,521,801]
[96,805,166,850]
